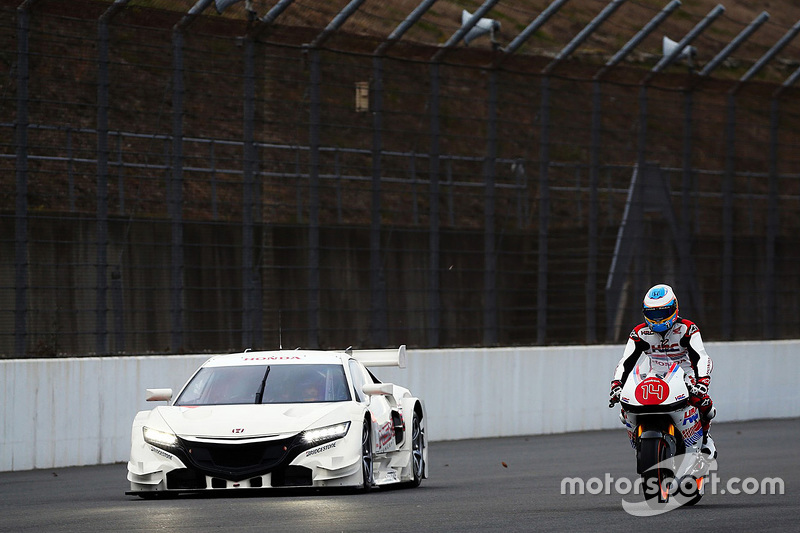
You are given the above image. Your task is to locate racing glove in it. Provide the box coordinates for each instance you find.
[608,380,622,408]
[689,376,714,419]
[690,376,710,397]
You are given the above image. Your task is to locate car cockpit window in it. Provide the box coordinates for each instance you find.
[175,364,351,406]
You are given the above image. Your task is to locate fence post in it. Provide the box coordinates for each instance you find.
[721,93,735,340]
[766,97,779,339]
[587,80,601,344]
[370,55,388,346]
[428,62,441,347]
[112,266,125,353]
[484,70,498,346]
[67,128,75,212]
[15,0,36,357]
[680,88,694,316]
[307,46,321,349]
[170,27,186,353]
[96,2,120,355]
[242,35,256,350]
[537,76,550,345]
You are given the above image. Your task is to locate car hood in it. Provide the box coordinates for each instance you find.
[154,403,349,439]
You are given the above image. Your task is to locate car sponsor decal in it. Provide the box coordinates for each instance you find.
[376,421,394,452]
[242,355,303,361]
[149,446,174,460]
[306,441,336,457]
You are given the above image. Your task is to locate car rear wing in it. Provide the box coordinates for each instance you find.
[347,345,407,368]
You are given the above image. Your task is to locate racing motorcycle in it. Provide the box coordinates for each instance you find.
[611,353,716,505]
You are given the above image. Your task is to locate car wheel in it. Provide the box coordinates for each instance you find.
[361,418,373,492]
[400,411,425,488]
[408,412,425,487]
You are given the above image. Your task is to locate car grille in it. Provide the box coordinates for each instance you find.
[165,466,313,490]
[178,435,301,480]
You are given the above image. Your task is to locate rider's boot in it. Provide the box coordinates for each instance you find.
[701,433,717,459]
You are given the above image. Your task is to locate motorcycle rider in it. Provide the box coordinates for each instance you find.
[609,283,716,458]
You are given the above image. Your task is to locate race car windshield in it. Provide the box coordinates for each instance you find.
[175,364,351,406]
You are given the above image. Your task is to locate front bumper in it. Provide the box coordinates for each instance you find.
[127,431,361,494]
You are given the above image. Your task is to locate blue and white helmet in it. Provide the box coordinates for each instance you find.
[643,284,678,333]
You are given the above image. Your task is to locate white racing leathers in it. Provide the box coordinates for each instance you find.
[614,318,712,386]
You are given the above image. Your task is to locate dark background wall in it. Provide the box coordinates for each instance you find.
[3,0,800,356]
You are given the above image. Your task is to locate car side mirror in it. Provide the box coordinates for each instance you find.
[146,388,173,402]
[362,383,393,396]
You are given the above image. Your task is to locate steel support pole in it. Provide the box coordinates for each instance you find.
[537,76,550,345]
[242,36,256,349]
[170,28,187,353]
[96,2,130,354]
[15,0,37,357]
[484,70,498,346]
[96,21,109,356]
[587,80,600,343]
[307,48,321,349]
[428,62,441,347]
[680,88,694,317]
[370,55,388,346]
[765,97,779,339]
[721,93,735,340]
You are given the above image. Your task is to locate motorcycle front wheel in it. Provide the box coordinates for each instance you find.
[640,437,673,503]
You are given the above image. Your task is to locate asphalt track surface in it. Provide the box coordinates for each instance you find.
[1,418,796,533]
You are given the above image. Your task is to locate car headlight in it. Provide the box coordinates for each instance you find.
[301,422,350,445]
[143,426,179,448]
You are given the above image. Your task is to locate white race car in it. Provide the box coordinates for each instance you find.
[126,346,427,496]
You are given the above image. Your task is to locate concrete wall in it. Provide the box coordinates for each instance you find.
[2,342,798,472]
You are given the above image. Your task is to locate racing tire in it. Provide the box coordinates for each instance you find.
[360,418,374,492]
[401,412,425,488]
[640,437,672,503]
